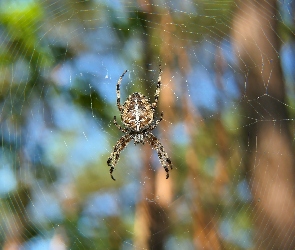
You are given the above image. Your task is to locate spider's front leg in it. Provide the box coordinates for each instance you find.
[117,70,128,112]
[107,134,132,181]
[145,131,172,179]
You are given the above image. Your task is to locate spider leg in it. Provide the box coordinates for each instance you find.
[113,116,129,133]
[148,111,163,130]
[117,70,128,112]
[145,131,172,179]
[151,65,162,111]
[107,134,132,181]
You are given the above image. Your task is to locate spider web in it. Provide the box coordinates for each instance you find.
[0,0,295,249]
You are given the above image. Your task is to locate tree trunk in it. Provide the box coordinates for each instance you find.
[232,0,295,249]
[133,3,173,249]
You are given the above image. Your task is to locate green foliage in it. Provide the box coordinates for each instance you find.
[0,0,53,67]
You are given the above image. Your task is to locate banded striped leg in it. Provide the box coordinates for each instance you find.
[113,116,128,133]
[147,112,163,131]
[152,65,162,111]
[117,70,128,112]
[145,131,172,179]
[107,134,132,181]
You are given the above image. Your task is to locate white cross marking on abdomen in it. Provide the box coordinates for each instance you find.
[134,99,140,131]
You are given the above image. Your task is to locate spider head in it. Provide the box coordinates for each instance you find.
[133,133,145,144]
[121,92,154,132]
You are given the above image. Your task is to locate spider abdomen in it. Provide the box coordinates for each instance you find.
[121,92,153,131]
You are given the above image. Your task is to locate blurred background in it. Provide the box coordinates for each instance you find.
[0,0,295,249]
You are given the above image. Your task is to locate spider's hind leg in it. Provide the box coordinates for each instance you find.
[151,65,162,111]
[148,111,163,130]
[113,116,128,133]
[107,134,132,180]
[117,70,128,112]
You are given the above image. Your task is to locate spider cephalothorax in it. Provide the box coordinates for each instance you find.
[107,66,173,181]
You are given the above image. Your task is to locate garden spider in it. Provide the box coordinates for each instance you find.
[107,66,173,181]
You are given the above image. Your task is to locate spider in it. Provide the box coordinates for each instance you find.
[107,65,173,181]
